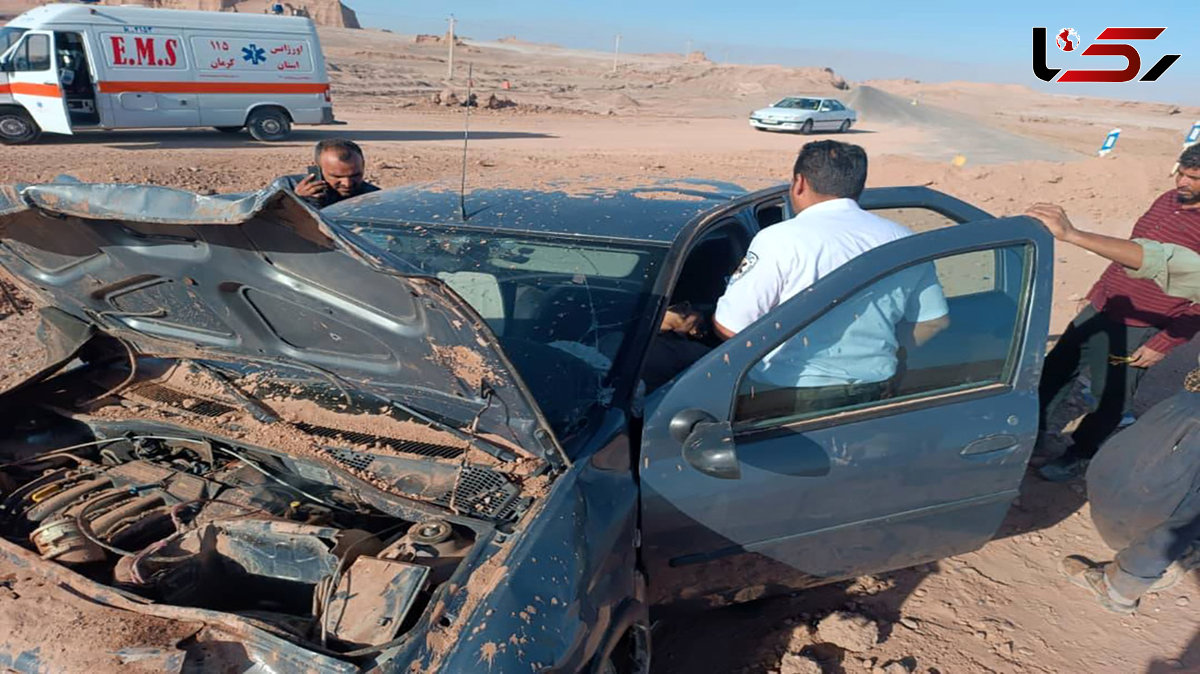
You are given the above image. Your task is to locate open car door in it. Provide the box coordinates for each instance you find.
[639,215,1052,605]
[3,30,72,135]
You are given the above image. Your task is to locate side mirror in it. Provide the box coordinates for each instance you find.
[682,421,740,479]
[670,409,741,480]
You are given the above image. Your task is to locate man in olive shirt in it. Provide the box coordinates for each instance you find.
[1028,202,1200,614]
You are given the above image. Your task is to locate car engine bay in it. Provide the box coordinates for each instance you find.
[0,349,547,656]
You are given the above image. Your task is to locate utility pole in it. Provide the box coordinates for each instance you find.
[447,14,456,81]
[612,34,620,73]
[685,39,692,54]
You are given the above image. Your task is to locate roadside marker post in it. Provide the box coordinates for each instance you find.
[1097,128,1121,157]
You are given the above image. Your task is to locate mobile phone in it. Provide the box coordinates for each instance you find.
[306,165,324,182]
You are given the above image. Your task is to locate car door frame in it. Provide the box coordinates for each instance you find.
[637,213,1053,605]
[1,29,73,135]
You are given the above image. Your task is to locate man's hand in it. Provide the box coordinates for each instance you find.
[661,303,707,338]
[295,174,329,199]
[1127,345,1166,369]
[1025,203,1077,241]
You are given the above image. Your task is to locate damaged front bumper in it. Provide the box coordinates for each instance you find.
[0,539,359,674]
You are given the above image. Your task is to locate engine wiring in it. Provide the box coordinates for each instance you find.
[212,444,356,513]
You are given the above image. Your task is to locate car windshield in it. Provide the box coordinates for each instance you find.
[775,97,820,110]
[0,27,27,55]
[348,222,667,436]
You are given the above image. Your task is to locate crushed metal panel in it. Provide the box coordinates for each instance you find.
[325,556,429,648]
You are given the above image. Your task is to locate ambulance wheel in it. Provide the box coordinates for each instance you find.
[0,109,41,145]
[214,126,244,133]
[246,108,291,142]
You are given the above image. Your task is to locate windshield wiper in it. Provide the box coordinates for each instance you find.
[186,359,279,424]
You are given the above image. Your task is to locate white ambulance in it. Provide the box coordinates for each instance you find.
[0,3,335,144]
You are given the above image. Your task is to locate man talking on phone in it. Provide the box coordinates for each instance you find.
[280,138,379,209]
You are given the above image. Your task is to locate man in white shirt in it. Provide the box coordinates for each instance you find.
[713,140,949,411]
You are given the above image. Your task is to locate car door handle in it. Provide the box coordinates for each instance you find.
[960,434,1019,457]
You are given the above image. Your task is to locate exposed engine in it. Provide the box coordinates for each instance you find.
[0,432,479,652]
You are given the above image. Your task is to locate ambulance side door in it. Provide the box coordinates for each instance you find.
[1,30,73,134]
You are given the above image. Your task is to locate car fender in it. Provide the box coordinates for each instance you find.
[390,411,641,673]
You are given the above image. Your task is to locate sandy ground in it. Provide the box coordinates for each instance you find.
[1,25,1199,673]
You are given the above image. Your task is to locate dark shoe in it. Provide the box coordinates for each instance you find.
[1059,555,1138,614]
[1038,456,1089,482]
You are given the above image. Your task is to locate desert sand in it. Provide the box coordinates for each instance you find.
[0,23,1198,674]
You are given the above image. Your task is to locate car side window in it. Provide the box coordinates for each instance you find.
[734,244,1031,427]
[13,33,50,72]
[828,101,845,111]
[869,207,998,296]
[819,101,832,111]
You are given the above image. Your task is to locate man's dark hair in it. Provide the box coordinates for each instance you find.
[315,138,365,163]
[1180,143,1200,171]
[792,140,868,199]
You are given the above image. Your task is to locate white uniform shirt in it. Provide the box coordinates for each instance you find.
[714,198,948,387]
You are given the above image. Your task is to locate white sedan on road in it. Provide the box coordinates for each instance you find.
[749,96,857,134]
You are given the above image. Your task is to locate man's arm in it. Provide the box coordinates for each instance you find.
[1027,203,1146,268]
[712,238,787,341]
[901,314,951,348]
[1027,202,1200,365]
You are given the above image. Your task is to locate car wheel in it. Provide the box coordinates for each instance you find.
[214,125,244,133]
[0,109,41,145]
[800,119,814,135]
[838,119,851,133]
[246,108,291,142]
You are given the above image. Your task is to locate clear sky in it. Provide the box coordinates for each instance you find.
[346,0,1199,106]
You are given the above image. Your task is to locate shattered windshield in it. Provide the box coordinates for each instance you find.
[775,97,820,110]
[350,223,666,435]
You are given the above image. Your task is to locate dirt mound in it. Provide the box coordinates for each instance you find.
[666,64,848,101]
[816,611,880,653]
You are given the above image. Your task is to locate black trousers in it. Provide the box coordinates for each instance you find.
[1038,305,1156,461]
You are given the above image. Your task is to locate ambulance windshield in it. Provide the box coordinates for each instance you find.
[0,27,27,57]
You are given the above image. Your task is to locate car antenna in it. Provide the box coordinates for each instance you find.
[458,62,473,221]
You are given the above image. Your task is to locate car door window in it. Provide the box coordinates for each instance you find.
[819,101,832,111]
[734,243,1031,426]
[829,101,845,111]
[12,33,50,72]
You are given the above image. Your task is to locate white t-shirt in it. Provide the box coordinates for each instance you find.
[714,198,949,387]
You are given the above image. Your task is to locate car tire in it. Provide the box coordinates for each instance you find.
[838,120,851,133]
[800,119,814,135]
[0,109,41,145]
[214,125,244,133]
[246,108,291,142]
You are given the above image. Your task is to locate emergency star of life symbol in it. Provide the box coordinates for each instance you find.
[242,44,266,65]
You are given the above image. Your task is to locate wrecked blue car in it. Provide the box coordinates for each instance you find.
[0,179,1051,672]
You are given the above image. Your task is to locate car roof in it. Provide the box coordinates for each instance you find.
[323,182,749,245]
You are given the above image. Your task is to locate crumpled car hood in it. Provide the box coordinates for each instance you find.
[0,180,564,466]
